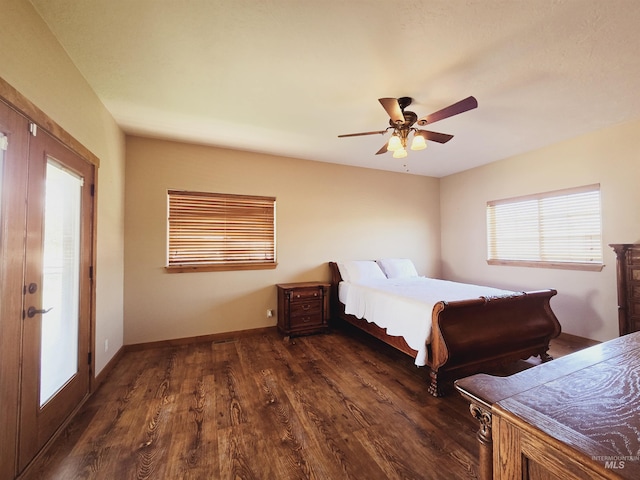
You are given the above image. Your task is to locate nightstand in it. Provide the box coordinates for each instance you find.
[276,282,330,337]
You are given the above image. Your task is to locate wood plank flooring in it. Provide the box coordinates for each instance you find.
[21,327,592,480]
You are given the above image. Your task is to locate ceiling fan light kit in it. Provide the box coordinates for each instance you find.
[393,147,408,159]
[387,134,402,151]
[338,95,478,158]
[410,133,427,151]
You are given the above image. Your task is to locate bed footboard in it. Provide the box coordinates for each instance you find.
[427,290,561,395]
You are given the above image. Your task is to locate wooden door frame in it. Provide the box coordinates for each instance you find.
[0,97,30,480]
[0,76,100,479]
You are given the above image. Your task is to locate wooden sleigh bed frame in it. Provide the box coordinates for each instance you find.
[328,262,561,396]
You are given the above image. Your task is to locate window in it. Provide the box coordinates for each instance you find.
[167,190,276,272]
[486,184,603,271]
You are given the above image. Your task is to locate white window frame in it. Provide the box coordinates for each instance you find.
[486,184,603,271]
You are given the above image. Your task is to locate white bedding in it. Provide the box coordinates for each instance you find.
[338,277,515,366]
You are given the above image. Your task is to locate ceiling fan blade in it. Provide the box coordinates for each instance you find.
[338,130,387,138]
[375,143,388,155]
[417,96,478,126]
[378,98,405,124]
[415,130,454,144]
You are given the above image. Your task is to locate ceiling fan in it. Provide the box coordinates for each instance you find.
[338,96,478,159]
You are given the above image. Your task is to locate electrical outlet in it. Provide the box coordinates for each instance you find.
[267,309,274,318]
[104,339,109,352]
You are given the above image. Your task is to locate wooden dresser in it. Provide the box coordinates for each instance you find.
[455,332,640,480]
[610,244,640,335]
[276,282,330,338]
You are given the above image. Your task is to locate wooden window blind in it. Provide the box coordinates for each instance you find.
[486,184,603,270]
[167,190,276,272]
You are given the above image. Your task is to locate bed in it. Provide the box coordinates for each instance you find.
[329,260,561,396]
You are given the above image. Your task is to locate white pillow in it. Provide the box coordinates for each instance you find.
[337,260,387,283]
[376,258,418,279]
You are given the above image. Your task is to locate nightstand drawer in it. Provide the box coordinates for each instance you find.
[290,287,323,301]
[290,313,324,328]
[290,299,322,318]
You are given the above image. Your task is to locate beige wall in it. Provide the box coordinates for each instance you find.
[1,0,125,374]
[440,118,640,341]
[124,136,441,344]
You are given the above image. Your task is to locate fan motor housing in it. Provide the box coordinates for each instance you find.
[389,110,418,128]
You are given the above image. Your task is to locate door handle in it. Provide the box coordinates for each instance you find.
[27,306,53,318]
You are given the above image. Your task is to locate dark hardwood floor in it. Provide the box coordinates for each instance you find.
[21,326,594,480]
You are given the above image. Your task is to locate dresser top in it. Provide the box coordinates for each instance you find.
[456,332,640,477]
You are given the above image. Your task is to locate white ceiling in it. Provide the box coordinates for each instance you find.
[30,0,640,177]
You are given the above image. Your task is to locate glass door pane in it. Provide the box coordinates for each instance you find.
[39,160,83,406]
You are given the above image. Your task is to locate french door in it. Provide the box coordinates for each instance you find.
[0,99,94,474]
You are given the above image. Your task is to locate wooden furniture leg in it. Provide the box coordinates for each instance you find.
[469,403,493,480]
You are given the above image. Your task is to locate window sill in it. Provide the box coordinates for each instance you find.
[166,262,277,273]
[487,259,604,272]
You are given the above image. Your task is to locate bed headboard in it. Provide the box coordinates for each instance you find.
[328,262,343,286]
